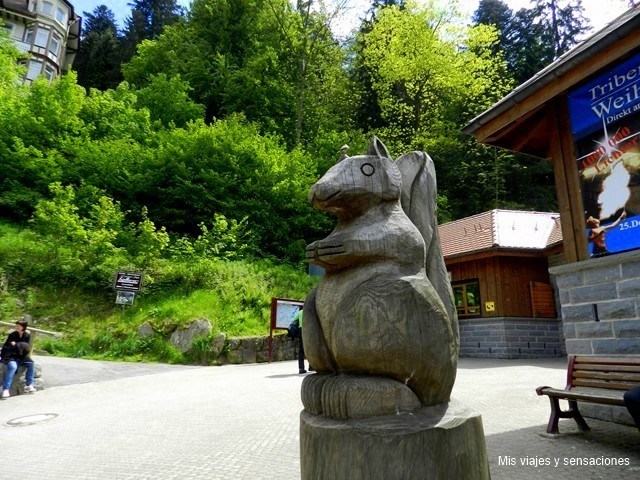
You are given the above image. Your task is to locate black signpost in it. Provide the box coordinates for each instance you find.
[113,272,143,307]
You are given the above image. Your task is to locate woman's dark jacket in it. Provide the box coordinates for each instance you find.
[0,331,32,363]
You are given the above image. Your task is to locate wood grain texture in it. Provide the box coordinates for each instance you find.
[302,138,459,419]
[301,374,421,420]
[300,400,490,480]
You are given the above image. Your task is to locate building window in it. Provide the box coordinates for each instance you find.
[41,1,54,15]
[35,28,49,48]
[44,65,55,80]
[49,32,60,57]
[453,280,481,318]
[2,22,14,35]
[26,60,43,80]
[24,26,34,44]
[55,7,66,24]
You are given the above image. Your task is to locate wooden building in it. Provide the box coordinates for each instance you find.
[439,210,564,358]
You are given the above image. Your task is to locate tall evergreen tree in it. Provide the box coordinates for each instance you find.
[531,0,591,59]
[122,0,184,61]
[472,0,512,56]
[473,0,591,86]
[75,5,123,90]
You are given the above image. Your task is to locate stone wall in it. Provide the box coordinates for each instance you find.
[459,317,564,359]
[549,248,640,426]
[550,249,640,356]
[222,333,298,365]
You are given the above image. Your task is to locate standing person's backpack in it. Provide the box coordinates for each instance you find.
[287,318,300,338]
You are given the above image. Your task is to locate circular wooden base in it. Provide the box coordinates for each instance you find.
[300,399,490,480]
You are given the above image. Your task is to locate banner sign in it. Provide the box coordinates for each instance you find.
[568,51,640,257]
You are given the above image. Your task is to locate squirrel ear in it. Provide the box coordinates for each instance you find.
[366,136,392,160]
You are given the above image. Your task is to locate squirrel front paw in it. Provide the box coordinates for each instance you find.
[306,239,346,267]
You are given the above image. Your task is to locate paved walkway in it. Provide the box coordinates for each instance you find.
[0,356,638,479]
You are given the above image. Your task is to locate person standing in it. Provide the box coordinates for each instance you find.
[292,307,308,374]
[1,320,36,398]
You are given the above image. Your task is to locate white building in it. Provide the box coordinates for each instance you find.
[0,0,81,83]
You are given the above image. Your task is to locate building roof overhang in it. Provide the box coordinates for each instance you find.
[443,245,563,266]
[463,5,640,159]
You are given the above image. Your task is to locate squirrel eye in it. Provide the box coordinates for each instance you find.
[361,163,375,176]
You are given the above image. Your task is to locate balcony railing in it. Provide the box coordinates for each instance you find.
[13,40,31,54]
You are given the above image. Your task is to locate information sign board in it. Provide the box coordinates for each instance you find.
[115,291,135,305]
[114,272,143,292]
[268,297,304,362]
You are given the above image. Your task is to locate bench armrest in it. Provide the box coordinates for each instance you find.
[536,386,553,396]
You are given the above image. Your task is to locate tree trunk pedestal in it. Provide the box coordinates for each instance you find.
[300,399,490,480]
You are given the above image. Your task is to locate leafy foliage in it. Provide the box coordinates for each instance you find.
[0,219,317,363]
[0,0,592,361]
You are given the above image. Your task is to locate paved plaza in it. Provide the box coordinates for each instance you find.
[0,356,638,479]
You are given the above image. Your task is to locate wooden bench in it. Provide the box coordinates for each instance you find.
[536,355,640,434]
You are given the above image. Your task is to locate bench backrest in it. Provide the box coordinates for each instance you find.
[567,355,640,391]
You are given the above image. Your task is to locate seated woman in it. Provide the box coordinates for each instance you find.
[1,320,36,399]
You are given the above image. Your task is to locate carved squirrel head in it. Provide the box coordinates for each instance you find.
[309,137,401,219]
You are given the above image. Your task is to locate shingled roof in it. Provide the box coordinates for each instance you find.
[438,210,562,259]
[0,1,32,15]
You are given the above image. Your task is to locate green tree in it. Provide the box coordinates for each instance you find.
[122,0,184,62]
[123,0,352,148]
[265,0,354,146]
[134,74,205,128]
[123,0,273,122]
[131,115,327,261]
[359,3,511,147]
[0,20,25,88]
[472,0,512,56]
[75,5,123,90]
[0,73,86,220]
[531,0,591,59]
[30,183,87,245]
[474,0,591,85]
[78,84,152,142]
[354,1,559,220]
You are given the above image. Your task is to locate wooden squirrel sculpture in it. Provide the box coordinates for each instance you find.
[301,137,459,420]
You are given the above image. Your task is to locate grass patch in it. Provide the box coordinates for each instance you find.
[2,257,317,363]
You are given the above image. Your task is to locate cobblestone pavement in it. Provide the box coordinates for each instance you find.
[0,357,638,479]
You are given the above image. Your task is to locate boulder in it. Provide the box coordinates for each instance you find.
[169,318,213,353]
[137,321,155,339]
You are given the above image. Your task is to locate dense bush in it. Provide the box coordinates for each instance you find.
[0,210,318,363]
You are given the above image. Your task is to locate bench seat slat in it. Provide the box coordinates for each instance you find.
[574,357,640,366]
[538,386,626,405]
[573,371,640,382]
[573,364,640,373]
[572,378,638,390]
